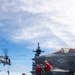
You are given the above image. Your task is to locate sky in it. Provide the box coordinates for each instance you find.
[0,0,75,75]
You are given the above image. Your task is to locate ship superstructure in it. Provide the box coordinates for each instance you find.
[30,42,44,75]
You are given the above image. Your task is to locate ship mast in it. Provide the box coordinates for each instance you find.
[33,42,44,57]
[30,42,44,75]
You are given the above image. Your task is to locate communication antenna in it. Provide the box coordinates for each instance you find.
[33,42,44,57]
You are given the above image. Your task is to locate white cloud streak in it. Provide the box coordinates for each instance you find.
[0,0,75,50]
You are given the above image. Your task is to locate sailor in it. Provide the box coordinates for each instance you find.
[35,64,41,75]
[22,73,26,75]
[44,60,51,75]
[7,70,10,75]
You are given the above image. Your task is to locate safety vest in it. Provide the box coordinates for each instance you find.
[36,66,41,73]
[45,63,51,71]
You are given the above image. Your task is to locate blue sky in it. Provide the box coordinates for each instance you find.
[0,0,75,75]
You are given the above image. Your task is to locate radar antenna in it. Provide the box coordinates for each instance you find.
[33,42,44,57]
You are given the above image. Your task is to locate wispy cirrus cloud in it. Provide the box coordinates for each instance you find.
[0,0,75,50]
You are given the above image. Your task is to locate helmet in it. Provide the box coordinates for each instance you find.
[44,60,48,63]
[36,64,40,67]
